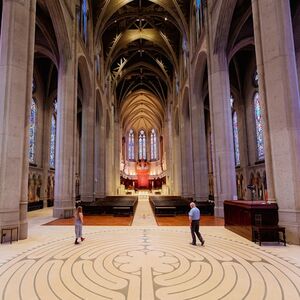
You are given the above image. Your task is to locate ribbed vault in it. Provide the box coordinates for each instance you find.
[120,90,164,134]
[93,0,190,149]
[93,0,190,105]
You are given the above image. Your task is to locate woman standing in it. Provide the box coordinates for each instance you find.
[74,206,85,244]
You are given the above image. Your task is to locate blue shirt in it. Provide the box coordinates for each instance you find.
[189,207,200,220]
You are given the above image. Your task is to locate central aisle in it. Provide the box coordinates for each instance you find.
[132,194,157,226]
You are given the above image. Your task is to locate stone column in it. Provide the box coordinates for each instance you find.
[53,57,76,218]
[105,107,114,195]
[207,51,237,217]
[180,92,195,198]
[164,101,173,194]
[173,133,181,195]
[41,101,51,208]
[100,116,106,197]
[252,0,300,243]
[172,107,182,195]
[237,102,248,200]
[190,89,209,202]
[251,0,276,202]
[94,100,105,199]
[113,116,121,194]
[0,0,36,239]
[179,117,188,196]
[80,92,94,202]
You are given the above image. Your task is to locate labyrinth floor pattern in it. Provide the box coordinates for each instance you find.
[0,227,300,300]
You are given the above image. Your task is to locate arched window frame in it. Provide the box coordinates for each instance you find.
[49,99,57,169]
[230,94,240,166]
[29,98,37,164]
[128,129,135,160]
[138,129,146,160]
[150,129,158,161]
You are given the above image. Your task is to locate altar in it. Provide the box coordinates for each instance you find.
[136,160,149,189]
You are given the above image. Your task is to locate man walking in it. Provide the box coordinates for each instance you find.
[188,202,205,246]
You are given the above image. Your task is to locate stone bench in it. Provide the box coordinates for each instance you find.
[252,225,286,246]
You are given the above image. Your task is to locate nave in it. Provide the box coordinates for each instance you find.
[0,205,300,300]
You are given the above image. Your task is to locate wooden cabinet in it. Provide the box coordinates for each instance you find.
[224,200,279,241]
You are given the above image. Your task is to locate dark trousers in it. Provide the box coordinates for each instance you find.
[190,220,204,244]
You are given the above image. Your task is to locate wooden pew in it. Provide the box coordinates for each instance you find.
[149,196,190,216]
[79,196,138,215]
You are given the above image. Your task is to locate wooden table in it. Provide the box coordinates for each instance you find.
[253,226,286,246]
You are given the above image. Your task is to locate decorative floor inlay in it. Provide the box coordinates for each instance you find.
[0,228,299,300]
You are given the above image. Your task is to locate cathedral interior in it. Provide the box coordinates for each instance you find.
[0,1,300,298]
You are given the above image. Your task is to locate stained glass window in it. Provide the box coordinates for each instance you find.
[195,0,204,41]
[128,129,134,160]
[96,54,100,78]
[231,95,240,166]
[32,79,36,94]
[150,129,157,160]
[232,111,240,166]
[82,0,88,44]
[29,99,37,163]
[230,94,234,108]
[253,70,259,87]
[254,92,265,160]
[138,130,146,160]
[49,99,57,168]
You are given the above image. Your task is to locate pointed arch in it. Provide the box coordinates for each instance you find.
[192,51,208,100]
[213,0,238,52]
[78,55,92,105]
[46,0,71,60]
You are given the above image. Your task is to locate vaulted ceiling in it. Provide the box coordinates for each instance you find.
[92,0,190,133]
